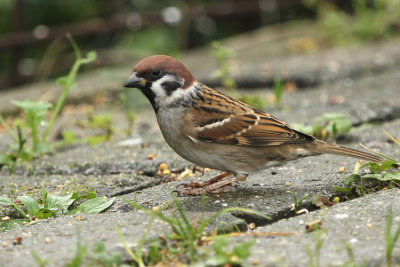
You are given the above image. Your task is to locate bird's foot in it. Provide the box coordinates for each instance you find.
[174,172,235,196]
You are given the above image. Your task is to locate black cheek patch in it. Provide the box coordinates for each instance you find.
[161,81,181,96]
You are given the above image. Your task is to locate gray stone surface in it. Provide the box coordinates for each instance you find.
[250,189,400,266]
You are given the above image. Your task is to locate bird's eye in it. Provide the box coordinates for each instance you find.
[151,68,161,77]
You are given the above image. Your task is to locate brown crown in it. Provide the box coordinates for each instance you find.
[133,55,195,89]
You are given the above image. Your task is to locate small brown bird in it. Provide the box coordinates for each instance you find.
[124,55,383,196]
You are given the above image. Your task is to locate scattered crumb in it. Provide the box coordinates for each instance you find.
[175,168,192,180]
[2,242,8,247]
[277,201,281,204]
[230,255,239,263]
[337,167,346,173]
[320,196,334,207]
[45,237,50,244]
[329,95,345,105]
[366,224,372,228]
[13,236,22,246]
[146,154,155,160]
[333,197,340,204]
[159,163,168,170]
[2,216,10,221]
[252,259,260,265]
[284,181,291,187]
[247,223,256,230]
[334,214,349,219]
[152,206,160,211]
[75,215,82,221]
[306,220,322,232]
[296,208,309,215]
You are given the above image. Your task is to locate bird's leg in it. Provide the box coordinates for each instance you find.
[174,172,248,196]
[178,172,232,189]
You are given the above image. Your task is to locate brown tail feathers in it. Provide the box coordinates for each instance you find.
[312,140,384,163]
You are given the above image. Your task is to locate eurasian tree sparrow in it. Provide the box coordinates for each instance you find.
[124,55,383,196]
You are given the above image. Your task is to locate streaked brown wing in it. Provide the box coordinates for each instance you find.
[183,85,314,147]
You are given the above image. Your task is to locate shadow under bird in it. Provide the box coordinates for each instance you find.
[124,55,383,196]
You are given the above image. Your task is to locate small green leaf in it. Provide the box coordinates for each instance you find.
[292,123,314,135]
[11,100,52,117]
[76,191,97,201]
[0,196,15,206]
[0,155,13,166]
[0,196,28,218]
[212,237,230,256]
[370,164,381,174]
[71,197,115,214]
[233,239,256,259]
[56,76,68,87]
[86,51,97,61]
[344,174,361,186]
[381,160,398,171]
[63,131,75,144]
[17,196,40,216]
[45,193,75,212]
[36,208,55,219]
[361,173,384,180]
[0,219,29,231]
[333,186,354,194]
[382,172,400,182]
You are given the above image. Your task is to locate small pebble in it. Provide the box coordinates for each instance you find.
[284,181,291,187]
[366,224,372,228]
[45,237,50,244]
[146,154,155,160]
[75,215,82,221]
[338,167,346,173]
[335,214,349,219]
[152,206,160,211]
[252,259,260,265]
[159,163,168,170]
[2,242,8,247]
[2,216,10,221]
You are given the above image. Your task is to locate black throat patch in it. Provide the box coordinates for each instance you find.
[140,87,159,112]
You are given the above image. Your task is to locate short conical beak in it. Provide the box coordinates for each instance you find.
[123,73,146,88]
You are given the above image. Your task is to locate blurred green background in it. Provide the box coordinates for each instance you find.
[0,0,399,90]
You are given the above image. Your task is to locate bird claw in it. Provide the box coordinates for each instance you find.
[174,175,237,196]
[175,183,189,189]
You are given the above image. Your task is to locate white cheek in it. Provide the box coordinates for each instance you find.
[150,77,168,100]
[165,81,198,105]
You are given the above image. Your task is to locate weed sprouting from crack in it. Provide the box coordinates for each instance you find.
[334,130,400,199]
[120,193,270,265]
[0,33,96,174]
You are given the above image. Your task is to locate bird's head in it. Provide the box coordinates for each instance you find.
[124,55,196,111]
